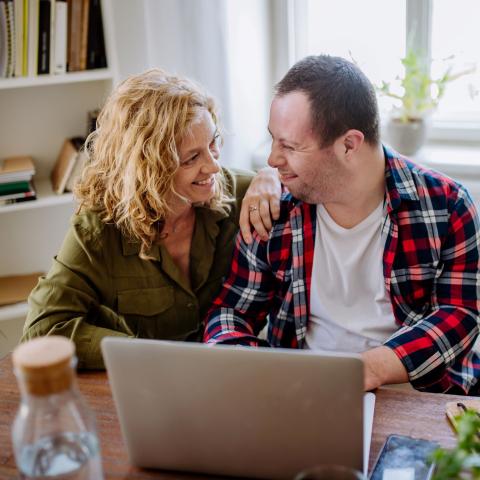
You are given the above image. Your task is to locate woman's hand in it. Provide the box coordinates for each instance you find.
[240,167,281,245]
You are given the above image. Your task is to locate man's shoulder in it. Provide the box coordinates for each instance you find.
[270,192,314,234]
[408,159,462,189]
[277,191,299,222]
[386,148,469,205]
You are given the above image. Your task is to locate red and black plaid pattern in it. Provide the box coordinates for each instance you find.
[204,147,480,394]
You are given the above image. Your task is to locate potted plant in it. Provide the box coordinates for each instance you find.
[378,48,475,156]
[431,408,480,479]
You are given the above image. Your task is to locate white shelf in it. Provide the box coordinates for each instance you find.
[0,0,117,327]
[0,302,28,323]
[0,69,113,90]
[0,178,74,214]
[415,142,480,178]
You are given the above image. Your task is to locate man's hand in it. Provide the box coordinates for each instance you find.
[362,346,409,391]
[240,167,281,244]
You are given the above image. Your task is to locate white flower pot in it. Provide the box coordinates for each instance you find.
[385,118,429,156]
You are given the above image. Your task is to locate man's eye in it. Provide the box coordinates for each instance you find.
[282,144,294,151]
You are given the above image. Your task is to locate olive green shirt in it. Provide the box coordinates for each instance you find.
[23,169,253,369]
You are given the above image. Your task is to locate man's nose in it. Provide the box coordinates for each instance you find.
[268,145,284,168]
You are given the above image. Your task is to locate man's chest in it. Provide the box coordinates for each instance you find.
[268,216,443,311]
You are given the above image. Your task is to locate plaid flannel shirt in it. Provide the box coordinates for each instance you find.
[204,147,480,394]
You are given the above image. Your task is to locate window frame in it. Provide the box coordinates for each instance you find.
[280,0,480,143]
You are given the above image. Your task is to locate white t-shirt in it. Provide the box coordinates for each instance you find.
[304,201,397,353]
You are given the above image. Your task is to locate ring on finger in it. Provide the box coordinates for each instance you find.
[248,205,259,213]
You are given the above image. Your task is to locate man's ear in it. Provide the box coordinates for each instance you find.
[343,130,364,154]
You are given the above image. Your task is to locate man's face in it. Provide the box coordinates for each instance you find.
[267,91,348,204]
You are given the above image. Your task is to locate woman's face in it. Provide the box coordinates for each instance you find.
[173,109,221,206]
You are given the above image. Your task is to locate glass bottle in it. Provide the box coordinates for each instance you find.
[11,336,104,479]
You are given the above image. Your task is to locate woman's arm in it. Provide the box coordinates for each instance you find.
[23,216,133,369]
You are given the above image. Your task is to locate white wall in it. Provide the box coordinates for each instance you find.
[142,0,273,169]
[104,0,274,168]
[223,0,273,169]
[107,0,149,81]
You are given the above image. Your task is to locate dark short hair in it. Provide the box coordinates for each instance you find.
[275,55,380,147]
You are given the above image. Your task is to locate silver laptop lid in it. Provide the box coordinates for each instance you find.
[101,338,364,479]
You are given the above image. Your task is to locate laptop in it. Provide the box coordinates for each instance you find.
[101,338,375,479]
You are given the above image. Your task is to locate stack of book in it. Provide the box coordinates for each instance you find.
[0,156,36,206]
[0,0,107,78]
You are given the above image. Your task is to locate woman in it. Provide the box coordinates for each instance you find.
[22,69,279,369]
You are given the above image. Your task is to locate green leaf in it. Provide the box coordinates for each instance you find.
[377,48,475,121]
[432,411,480,479]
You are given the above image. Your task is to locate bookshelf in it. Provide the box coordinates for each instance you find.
[0,0,118,355]
[0,178,74,214]
[0,303,29,324]
[0,68,113,89]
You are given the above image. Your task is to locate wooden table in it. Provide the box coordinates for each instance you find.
[0,354,470,479]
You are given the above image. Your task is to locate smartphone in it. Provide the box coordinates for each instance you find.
[369,434,439,480]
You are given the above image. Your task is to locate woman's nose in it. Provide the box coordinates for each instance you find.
[203,152,220,173]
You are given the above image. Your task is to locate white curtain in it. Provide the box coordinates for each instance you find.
[142,0,273,168]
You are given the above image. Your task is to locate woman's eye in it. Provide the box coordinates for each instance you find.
[210,134,220,149]
[182,155,198,166]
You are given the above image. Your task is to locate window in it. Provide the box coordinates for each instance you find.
[431,0,480,126]
[289,0,480,142]
[299,0,406,116]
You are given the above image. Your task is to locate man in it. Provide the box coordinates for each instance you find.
[204,55,480,394]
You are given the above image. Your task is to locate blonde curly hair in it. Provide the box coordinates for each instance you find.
[75,69,231,259]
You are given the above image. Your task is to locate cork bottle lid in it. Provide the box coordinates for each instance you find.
[13,336,76,395]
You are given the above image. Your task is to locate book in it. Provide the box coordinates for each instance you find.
[37,0,50,74]
[0,180,35,201]
[86,108,98,135]
[66,0,81,71]
[64,145,86,191]
[22,0,27,75]
[86,0,106,69]
[13,0,23,76]
[0,1,7,77]
[3,0,15,77]
[446,400,480,432]
[27,0,38,76]
[0,180,30,195]
[48,0,54,73]
[0,194,36,206]
[0,272,43,306]
[0,171,35,183]
[78,0,88,69]
[0,156,35,183]
[53,0,66,73]
[50,136,84,194]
